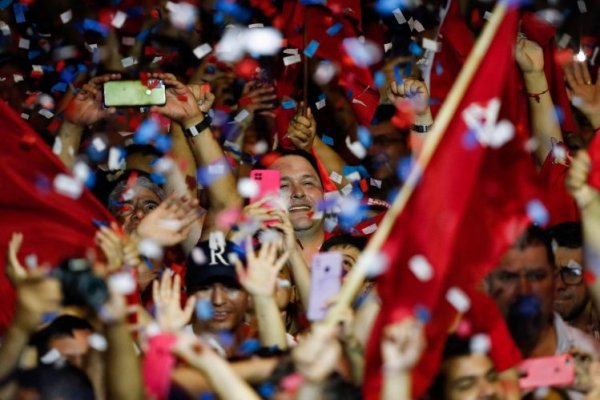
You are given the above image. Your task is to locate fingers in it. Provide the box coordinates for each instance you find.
[7,232,27,282]
[581,62,592,84]
[573,61,586,86]
[182,295,196,322]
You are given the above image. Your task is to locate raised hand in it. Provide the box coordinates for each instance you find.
[239,81,277,116]
[233,238,290,297]
[188,83,216,114]
[148,72,202,125]
[564,61,600,129]
[152,271,196,332]
[64,73,121,126]
[136,195,200,246]
[5,233,62,333]
[292,324,342,383]
[95,224,126,272]
[172,333,221,372]
[381,318,426,372]
[515,36,544,74]
[287,107,317,152]
[566,150,596,209]
[387,78,430,115]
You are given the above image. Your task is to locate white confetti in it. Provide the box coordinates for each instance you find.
[576,49,587,63]
[72,161,90,184]
[340,183,353,196]
[92,137,106,152]
[245,28,282,56]
[234,109,251,123]
[446,287,471,313]
[88,333,108,351]
[361,224,377,235]
[345,171,361,182]
[41,349,62,364]
[253,140,268,155]
[53,174,83,199]
[277,278,291,288]
[122,37,135,46]
[0,21,10,36]
[313,61,338,85]
[121,56,137,68]
[20,113,29,120]
[108,147,124,170]
[111,11,127,28]
[577,0,587,13]
[343,37,383,67]
[237,177,259,198]
[470,333,491,354]
[38,108,54,119]
[408,255,433,282]
[370,178,382,188]
[138,239,163,259]
[392,8,406,24]
[361,251,389,278]
[25,254,38,269]
[315,98,326,110]
[345,135,367,159]
[13,74,23,82]
[18,38,30,49]
[283,54,302,66]
[552,144,568,163]
[558,33,571,49]
[384,42,392,53]
[248,23,264,28]
[527,199,549,226]
[166,1,198,30]
[193,43,212,59]
[191,247,207,265]
[329,171,343,184]
[412,19,425,32]
[208,163,226,175]
[60,9,73,24]
[108,272,137,295]
[422,38,440,52]
[483,11,493,21]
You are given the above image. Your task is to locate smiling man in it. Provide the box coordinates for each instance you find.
[261,149,326,262]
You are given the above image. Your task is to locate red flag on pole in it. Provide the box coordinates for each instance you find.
[363,5,541,398]
[0,100,114,333]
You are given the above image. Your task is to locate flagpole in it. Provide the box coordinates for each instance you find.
[302,10,309,116]
[323,1,509,328]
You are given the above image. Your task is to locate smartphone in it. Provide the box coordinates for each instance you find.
[307,252,343,321]
[103,80,166,107]
[518,354,575,390]
[250,169,281,204]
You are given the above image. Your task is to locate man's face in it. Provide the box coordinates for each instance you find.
[554,246,589,321]
[367,121,409,181]
[442,354,505,400]
[269,155,324,233]
[49,329,92,368]
[114,186,161,234]
[192,281,249,332]
[488,244,555,321]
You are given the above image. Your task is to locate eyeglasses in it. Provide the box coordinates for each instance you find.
[115,200,159,218]
[556,266,584,286]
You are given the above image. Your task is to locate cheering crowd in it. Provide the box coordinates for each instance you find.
[1,0,600,399]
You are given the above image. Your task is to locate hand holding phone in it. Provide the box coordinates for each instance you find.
[307,252,343,321]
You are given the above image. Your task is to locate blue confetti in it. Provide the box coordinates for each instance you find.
[199,392,216,400]
[462,130,478,150]
[414,304,431,323]
[51,82,68,92]
[374,71,386,88]
[216,331,235,348]
[143,257,154,270]
[92,219,110,228]
[154,134,172,153]
[357,126,372,149]
[396,156,415,182]
[149,172,166,185]
[554,105,565,125]
[300,0,326,4]
[258,384,276,398]
[409,42,423,57]
[0,0,12,10]
[215,0,252,23]
[326,22,343,36]
[393,64,403,84]
[197,158,230,187]
[342,164,368,178]
[195,300,214,321]
[83,19,109,36]
[374,0,403,15]
[321,135,334,146]
[304,40,319,58]
[85,170,97,188]
[435,62,443,76]
[42,312,58,324]
[28,50,41,60]
[526,199,549,227]
[134,119,160,145]
[515,295,541,317]
[281,99,297,110]
[13,3,25,23]
[136,29,150,43]
[239,339,261,355]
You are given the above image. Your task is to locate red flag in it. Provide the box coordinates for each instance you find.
[0,100,114,333]
[430,3,576,136]
[274,1,380,149]
[363,6,541,398]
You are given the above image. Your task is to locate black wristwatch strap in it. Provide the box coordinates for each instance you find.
[184,115,212,138]
[411,123,433,133]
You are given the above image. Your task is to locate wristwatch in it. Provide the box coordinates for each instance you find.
[411,123,433,133]
[184,115,212,138]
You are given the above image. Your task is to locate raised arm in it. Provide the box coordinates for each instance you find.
[564,61,600,131]
[515,36,563,164]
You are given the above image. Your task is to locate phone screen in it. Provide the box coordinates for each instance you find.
[307,252,343,321]
[103,80,166,107]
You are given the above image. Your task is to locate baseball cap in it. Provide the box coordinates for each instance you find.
[185,233,246,293]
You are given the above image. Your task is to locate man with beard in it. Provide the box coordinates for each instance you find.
[487,225,600,358]
[547,222,600,340]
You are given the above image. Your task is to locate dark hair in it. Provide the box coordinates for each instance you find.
[17,364,95,400]
[426,334,478,399]
[321,234,368,252]
[254,149,323,186]
[546,222,583,249]
[30,316,93,361]
[370,104,398,125]
[513,225,556,267]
